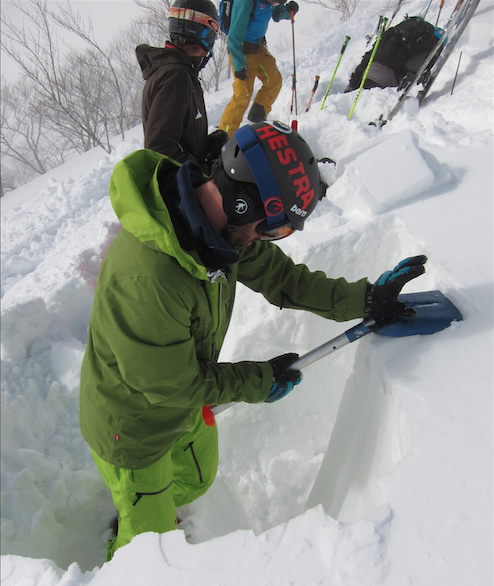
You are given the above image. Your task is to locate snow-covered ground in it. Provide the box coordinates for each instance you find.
[1,1,493,584]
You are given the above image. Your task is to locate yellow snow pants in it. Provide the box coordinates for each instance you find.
[219,47,283,137]
[91,409,218,561]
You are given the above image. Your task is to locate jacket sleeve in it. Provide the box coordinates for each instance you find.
[92,272,272,409]
[227,0,254,73]
[143,66,201,165]
[237,241,369,321]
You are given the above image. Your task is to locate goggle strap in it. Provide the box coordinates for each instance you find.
[234,125,285,226]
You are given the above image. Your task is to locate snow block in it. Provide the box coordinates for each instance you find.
[0,298,50,361]
[330,130,436,215]
[50,339,86,396]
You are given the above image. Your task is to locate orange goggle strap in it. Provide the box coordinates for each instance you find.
[168,7,219,34]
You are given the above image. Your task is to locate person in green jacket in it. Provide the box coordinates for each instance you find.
[79,120,427,561]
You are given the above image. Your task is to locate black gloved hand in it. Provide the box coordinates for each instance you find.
[235,69,248,81]
[286,1,299,13]
[365,255,427,318]
[205,129,229,169]
[266,353,302,403]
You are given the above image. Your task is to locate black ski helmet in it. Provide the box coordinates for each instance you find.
[213,121,327,231]
[168,0,219,52]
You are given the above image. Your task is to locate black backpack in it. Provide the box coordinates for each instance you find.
[219,0,256,35]
[348,16,439,89]
[378,16,438,73]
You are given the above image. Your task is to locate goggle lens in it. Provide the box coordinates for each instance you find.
[257,220,295,241]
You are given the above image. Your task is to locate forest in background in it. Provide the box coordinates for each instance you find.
[0,0,362,195]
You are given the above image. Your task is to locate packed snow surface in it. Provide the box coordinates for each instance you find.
[1,1,492,584]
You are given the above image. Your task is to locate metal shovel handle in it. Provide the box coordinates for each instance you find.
[210,318,376,416]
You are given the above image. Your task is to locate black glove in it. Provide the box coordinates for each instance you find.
[365,255,428,318]
[235,69,248,81]
[205,129,229,171]
[266,353,302,403]
[286,1,299,13]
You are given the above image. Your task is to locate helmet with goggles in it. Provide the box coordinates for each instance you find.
[212,121,327,240]
[168,0,219,53]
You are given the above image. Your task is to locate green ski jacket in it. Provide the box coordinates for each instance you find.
[79,149,368,470]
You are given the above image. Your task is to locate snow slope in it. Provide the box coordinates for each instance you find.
[1,1,493,584]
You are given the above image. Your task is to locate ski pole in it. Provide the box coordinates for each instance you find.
[420,0,433,19]
[386,0,403,30]
[290,11,298,130]
[450,51,462,94]
[367,15,383,46]
[435,0,445,25]
[348,18,387,120]
[305,76,320,112]
[320,36,351,111]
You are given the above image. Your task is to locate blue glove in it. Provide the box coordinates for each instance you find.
[266,353,302,403]
[365,255,427,318]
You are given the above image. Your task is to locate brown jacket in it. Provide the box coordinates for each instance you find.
[136,43,209,169]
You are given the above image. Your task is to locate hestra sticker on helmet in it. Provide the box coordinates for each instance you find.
[256,126,315,211]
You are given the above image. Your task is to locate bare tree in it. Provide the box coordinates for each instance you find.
[49,2,129,140]
[201,35,231,92]
[1,0,118,153]
[302,0,362,22]
[134,0,173,46]
[1,79,70,183]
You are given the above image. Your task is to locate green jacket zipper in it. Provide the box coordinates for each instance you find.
[132,479,173,506]
[184,441,203,483]
[211,282,222,362]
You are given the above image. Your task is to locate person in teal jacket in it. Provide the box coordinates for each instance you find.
[219,0,299,136]
[80,121,427,561]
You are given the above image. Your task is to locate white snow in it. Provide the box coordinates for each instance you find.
[1,1,492,584]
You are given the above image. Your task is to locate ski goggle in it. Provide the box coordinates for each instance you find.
[257,218,295,241]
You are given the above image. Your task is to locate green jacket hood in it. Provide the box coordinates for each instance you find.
[109,149,211,281]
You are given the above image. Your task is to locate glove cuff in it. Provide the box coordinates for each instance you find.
[364,281,374,315]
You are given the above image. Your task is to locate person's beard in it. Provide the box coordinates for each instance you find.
[221,224,256,252]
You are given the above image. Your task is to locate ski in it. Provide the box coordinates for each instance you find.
[381,0,479,124]
[417,0,479,104]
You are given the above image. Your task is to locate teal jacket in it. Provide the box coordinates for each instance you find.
[79,149,368,469]
[228,0,291,73]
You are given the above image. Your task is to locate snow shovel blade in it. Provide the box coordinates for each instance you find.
[371,290,463,337]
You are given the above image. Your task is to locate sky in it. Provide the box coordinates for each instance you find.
[1,0,493,584]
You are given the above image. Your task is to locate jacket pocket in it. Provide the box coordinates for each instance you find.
[133,479,173,506]
[184,441,203,483]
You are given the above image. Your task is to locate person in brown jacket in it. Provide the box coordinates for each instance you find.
[136,0,227,173]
